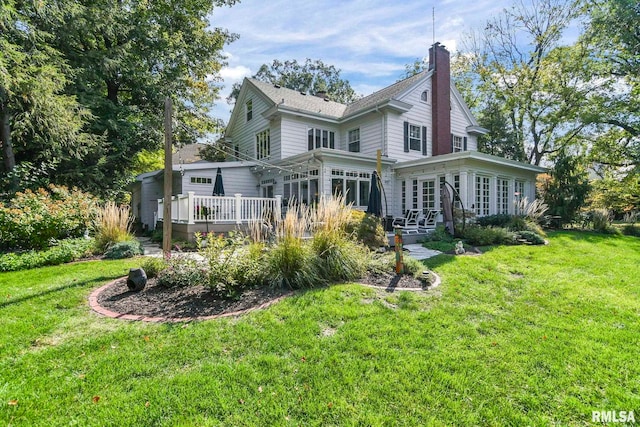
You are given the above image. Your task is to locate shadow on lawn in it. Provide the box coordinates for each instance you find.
[0,276,115,309]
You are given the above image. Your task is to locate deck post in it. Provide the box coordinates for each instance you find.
[187,192,195,224]
[234,193,242,224]
[275,195,282,220]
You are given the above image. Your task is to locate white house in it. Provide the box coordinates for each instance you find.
[133,43,545,237]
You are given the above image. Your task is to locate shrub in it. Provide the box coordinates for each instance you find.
[463,225,514,246]
[94,202,135,251]
[0,185,98,250]
[476,214,513,228]
[140,257,167,278]
[157,256,208,288]
[401,255,425,278]
[515,231,546,245]
[621,224,640,237]
[0,238,95,272]
[103,240,143,259]
[311,230,368,283]
[199,232,266,299]
[356,214,388,249]
[266,236,321,289]
[590,209,616,234]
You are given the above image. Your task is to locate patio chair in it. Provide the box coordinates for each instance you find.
[419,209,439,231]
[392,209,421,234]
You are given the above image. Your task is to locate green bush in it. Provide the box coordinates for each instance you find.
[140,257,168,278]
[356,214,388,249]
[103,240,143,259]
[157,256,208,288]
[199,232,266,299]
[311,230,368,283]
[266,236,321,289]
[621,224,640,237]
[463,225,514,246]
[0,238,95,272]
[0,185,98,250]
[515,231,546,245]
[476,214,513,228]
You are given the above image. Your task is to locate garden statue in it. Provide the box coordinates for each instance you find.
[455,241,465,255]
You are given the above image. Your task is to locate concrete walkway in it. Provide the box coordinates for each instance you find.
[403,244,442,260]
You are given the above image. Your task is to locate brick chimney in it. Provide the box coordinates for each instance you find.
[429,42,451,156]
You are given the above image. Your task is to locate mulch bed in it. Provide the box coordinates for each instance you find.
[92,272,433,321]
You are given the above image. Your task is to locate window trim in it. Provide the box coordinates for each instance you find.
[409,124,421,151]
[255,128,270,160]
[348,128,360,152]
[307,127,335,150]
[246,99,253,122]
[420,90,430,103]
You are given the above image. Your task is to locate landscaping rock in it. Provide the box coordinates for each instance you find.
[127,268,148,291]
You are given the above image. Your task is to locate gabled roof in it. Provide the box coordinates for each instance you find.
[249,79,347,119]
[343,71,429,117]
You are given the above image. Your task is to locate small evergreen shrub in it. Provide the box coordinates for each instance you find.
[515,231,546,245]
[463,225,514,246]
[157,256,208,288]
[103,240,143,259]
[140,257,167,278]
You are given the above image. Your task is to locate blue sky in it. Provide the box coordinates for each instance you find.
[208,0,578,123]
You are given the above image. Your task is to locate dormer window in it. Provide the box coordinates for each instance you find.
[246,99,253,121]
[420,90,430,103]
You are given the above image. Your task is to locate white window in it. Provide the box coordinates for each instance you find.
[497,178,509,214]
[453,135,463,152]
[348,128,360,152]
[422,180,436,210]
[330,168,371,207]
[409,125,421,151]
[476,176,490,216]
[514,181,525,214]
[246,99,253,121]
[308,128,335,150]
[256,129,270,160]
[190,176,212,184]
[421,90,429,103]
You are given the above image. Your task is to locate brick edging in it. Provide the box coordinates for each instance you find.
[88,278,293,323]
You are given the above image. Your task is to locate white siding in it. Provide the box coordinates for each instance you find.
[229,87,273,161]
[181,167,259,198]
[388,79,432,162]
[339,112,383,156]
[280,116,340,158]
[140,176,163,230]
[450,94,478,151]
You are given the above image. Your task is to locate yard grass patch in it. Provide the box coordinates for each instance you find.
[1,231,639,425]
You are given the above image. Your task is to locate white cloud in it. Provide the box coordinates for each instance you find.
[220,65,252,81]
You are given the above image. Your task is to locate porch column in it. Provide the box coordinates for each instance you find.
[234,193,242,224]
[187,192,195,224]
[459,171,469,212]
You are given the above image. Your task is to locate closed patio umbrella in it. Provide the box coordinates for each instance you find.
[212,167,225,196]
[366,171,382,217]
[441,184,454,235]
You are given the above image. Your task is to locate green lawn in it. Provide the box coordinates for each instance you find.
[1,231,639,426]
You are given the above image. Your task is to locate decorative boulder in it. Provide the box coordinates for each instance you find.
[127,268,147,291]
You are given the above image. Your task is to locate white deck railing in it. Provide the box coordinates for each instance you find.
[157,192,282,225]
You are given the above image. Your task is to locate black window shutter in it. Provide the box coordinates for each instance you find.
[421,126,427,155]
[403,122,409,152]
[450,134,454,152]
[463,136,468,151]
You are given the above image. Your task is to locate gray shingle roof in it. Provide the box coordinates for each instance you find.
[249,70,429,120]
[249,79,347,119]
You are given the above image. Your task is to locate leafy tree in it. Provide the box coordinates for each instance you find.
[463,0,592,166]
[539,152,591,226]
[586,175,640,218]
[580,0,640,174]
[0,1,95,194]
[32,0,238,197]
[477,96,525,161]
[228,59,357,104]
